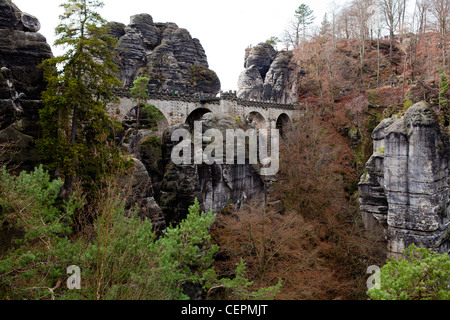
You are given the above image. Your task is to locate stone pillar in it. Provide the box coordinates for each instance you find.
[359,102,450,257]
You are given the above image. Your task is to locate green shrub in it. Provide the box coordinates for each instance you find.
[0,167,280,300]
[367,244,450,300]
[0,165,84,299]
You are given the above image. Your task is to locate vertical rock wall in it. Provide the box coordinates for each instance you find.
[139,113,266,225]
[0,0,53,170]
[237,43,299,104]
[359,102,450,257]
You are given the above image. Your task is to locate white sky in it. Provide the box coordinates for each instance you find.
[13,0,345,91]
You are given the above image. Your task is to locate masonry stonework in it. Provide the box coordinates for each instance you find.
[109,90,303,130]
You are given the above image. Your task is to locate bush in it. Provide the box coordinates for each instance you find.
[367,244,450,300]
[0,167,280,300]
[0,165,84,299]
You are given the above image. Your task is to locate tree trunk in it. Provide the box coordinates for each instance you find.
[66,104,78,201]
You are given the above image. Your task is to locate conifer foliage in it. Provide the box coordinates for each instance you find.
[38,0,123,199]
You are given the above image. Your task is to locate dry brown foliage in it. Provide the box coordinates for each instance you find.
[211,111,385,300]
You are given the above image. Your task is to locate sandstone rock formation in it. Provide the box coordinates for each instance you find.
[137,113,266,225]
[127,157,165,231]
[359,102,450,257]
[0,0,52,170]
[237,43,299,104]
[109,14,221,95]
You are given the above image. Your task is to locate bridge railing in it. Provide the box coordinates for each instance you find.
[112,88,302,110]
[220,90,299,110]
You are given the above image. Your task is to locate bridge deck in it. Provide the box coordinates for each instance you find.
[112,89,300,110]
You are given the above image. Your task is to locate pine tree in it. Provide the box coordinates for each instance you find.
[320,13,331,39]
[295,3,315,42]
[130,77,164,131]
[38,0,122,199]
[130,77,149,130]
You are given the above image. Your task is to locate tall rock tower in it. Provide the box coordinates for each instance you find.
[359,102,450,257]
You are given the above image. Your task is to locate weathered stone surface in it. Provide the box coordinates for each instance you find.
[111,14,220,94]
[244,43,276,79]
[237,65,264,101]
[359,102,450,257]
[128,14,159,49]
[106,21,126,40]
[0,0,22,30]
[0,0,52,170]
[263,51,297,104]
[123,157,166,230]
[138,114,265,225]
[237,43,299,104]
[115,28,146,88]
[21,12,40,32]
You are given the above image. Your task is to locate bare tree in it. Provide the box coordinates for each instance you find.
[328,1,341,50]
[416,0,431,34]
[380,0,400,63]
[281,3,316,49]
[430,0,450,68]
[347,0,373,90]
[397,0,409,42]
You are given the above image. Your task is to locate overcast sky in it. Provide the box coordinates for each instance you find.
[13,0,344,91]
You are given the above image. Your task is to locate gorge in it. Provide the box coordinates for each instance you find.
[0,0,449,301]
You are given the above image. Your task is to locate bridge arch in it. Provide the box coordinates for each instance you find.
[276,113,292,138]
[138,104,170,132]
[185,107,213,130]
[246,111,267,129]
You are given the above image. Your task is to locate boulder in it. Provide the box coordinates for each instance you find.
[21,12,40,32]
[123,157,166,230]
[129,14,159,49]
[237,65,264,100]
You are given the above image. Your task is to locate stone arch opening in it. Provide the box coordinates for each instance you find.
[246,111,267,129]
[136,104,170,132]
[185,108,212,131]
[276,113,292,138]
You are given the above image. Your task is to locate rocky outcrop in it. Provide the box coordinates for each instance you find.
[109,14,221,95]
[139,113,266,225]
[127,157,166,231]
[237,43,299,104]
[359,102,450,257]
[0,0,52,170]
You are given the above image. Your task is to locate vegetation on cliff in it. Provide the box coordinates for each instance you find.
[1,0,450,301]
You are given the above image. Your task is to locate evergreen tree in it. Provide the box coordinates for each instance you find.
[295,3,315,41]
[367,244,450,300]
[320,13,331,38]
[265,36,279,49]
[130,77,149,130]
[38,0,122,200]
[130,77,163,131]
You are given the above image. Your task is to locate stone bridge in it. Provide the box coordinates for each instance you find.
[109,89,304,132]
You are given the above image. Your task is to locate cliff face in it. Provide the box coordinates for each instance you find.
[109,14,221,95]
[0,0,52,170]
[137,113,266,225]
[237,43,299,104]
[359,102,450,257]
